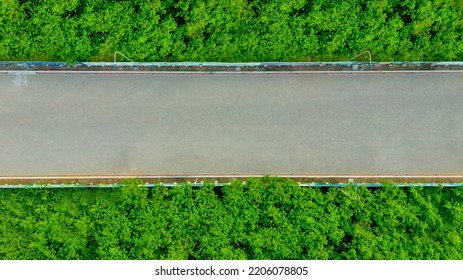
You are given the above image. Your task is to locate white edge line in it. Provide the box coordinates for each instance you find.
[2,174,463,180]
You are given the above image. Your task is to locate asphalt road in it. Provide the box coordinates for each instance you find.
[1,71,463,176]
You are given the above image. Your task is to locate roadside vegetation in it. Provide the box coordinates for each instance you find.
[1,0,463,62]
[1,177,462,260]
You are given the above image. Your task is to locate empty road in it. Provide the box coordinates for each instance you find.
[1,71,463,176]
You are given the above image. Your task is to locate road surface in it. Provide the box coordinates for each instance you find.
[1,71,463,176]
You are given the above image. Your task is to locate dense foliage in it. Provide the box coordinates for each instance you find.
[1,177,463,260]
[0,0,462,62]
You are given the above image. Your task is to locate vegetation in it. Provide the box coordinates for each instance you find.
[0,0,462,62]
[1,177,462,260]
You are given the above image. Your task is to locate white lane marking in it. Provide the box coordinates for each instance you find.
[2,70,463,75]
[2,174,463,179]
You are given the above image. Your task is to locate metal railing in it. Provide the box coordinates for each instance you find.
[347,50,372,70]
[347,50,372,63]
[114,51,134,63]
[1,182,461,189]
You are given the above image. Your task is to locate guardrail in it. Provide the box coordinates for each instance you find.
[2,174,463,185]
[1,182,462,189]
[1,61,463,72]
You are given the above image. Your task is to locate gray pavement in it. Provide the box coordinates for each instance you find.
[1,71,463,176]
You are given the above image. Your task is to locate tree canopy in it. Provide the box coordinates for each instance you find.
[1,177,462,260]
[1,0,462,62]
